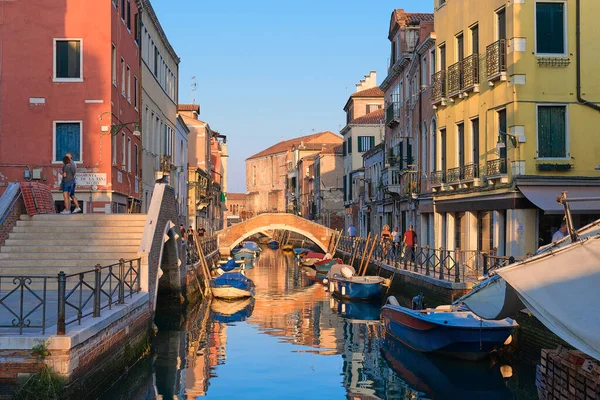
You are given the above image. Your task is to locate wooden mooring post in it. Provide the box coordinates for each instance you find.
[193,231,213,297]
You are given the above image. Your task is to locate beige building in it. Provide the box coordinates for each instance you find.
[246,131,343,216]
[140,0,179,212]
[314,145,345,230]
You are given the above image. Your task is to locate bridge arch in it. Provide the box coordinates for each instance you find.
[216,213,338,256]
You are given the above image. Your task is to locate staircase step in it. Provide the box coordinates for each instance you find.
[8,232,143,240]
[1,245,139,253]
[21,214,148,221]
[0,266,142,279]
[11,226,144,233]
[0,258,140,268]
[3,239,141,246]
[16,220,146,227]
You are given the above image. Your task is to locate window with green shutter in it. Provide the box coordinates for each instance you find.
[398,143,404,170]
[347,137,352,154]
[536,2,565,54]
[343,175,347,202]
[538,106,567,158]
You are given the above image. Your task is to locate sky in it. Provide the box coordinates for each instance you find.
[152,0,433,193]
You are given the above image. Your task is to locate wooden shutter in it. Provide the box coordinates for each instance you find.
[536,3,564,54]
[538,106,566,158]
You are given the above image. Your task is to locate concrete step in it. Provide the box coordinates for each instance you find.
[3,239,141,246]
[0,252,139,260]
[0,258,140,268]
[16,220,146,227]
[1,245,139,253]
[11,226,144,233]
[7,232,143,240]
[21,214,148,221]
[0,266,141,279]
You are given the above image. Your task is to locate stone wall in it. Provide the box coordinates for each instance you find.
[0,183,25,246]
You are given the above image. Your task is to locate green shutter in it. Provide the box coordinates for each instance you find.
[343,175,347,202]
[536,3,564,54]
[398,143,404,170]
[348,137,352,154]
[407,141,413,166]
[538,106,566,158]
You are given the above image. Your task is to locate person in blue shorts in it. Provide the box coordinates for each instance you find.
[60,156,81,214]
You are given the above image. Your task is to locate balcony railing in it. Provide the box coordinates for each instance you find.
[431,70,447,105]
[462,163,480,181]
[386,103,400,126]
[486,39,506,81]
[462,54,479,91]
[430,170,445,186]
[487,158,507,175]
[160,154,172,174]
[447,61,462,98]
[446,166,462,183]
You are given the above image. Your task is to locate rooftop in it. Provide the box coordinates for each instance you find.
[350,108,385,125]
[350,86,384,98]
[246,131,343,160]
[227,193,247,201]
[178,104,200,113]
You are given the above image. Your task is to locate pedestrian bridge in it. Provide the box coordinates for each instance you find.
[216,213,338,256]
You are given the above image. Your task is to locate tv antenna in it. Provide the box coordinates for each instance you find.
[191,76,197,104]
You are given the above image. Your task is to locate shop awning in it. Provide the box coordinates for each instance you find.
[518,185,600,214]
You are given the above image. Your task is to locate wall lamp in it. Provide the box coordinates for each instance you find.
[110,122,141,137]
[496,131,523,150]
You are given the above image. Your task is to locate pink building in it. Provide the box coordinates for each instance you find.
[0,0,142,213]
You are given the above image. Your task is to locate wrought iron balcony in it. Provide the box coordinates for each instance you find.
[487,158,507,176]
[462,163,480,181]
[431,70,447,105]
[447,61,462,98]
[160,155,172,174]
[430,170,445,186]
[446,167,462,183]
[486,39,507,82]
[462,54,479,92]
[386,103,400,126]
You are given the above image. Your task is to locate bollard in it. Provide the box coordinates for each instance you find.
[425,246,430,276]
[93,264,102,317]
[439,248,445,280]
[57,271,66,335]
[483,253,488,275]
[118,258,125,304]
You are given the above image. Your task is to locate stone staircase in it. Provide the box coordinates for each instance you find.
[0,213,147,275]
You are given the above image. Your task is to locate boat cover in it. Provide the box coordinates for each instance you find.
[497,234,600,361]
[220,259,238,272]
[210,272,254,290]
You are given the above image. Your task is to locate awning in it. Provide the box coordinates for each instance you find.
[518,185,600,214]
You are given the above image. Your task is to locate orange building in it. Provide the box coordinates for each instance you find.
[0,0,143,213]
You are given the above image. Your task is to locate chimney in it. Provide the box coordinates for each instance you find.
[355,71,377,92]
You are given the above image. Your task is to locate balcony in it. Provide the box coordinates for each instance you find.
[382,165,401,192]
[430,170,445,189]
[431,70,447,107]
[462,163,480,183]
[160,154,173,174]
[446,166,461,184]
[486,39,507,84]
[386,103,400,127]
[462,54,480,94]
[447,61,462,99]
[486,158,508,184]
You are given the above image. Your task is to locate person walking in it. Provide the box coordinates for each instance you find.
[381,224,392,256]
[65,153,81,213]
[180,224,187,241]
[391,226,401,257]
[347,224,356,238]
[403,225,417,263]
[198,225,206,237]
[60,156,80,214]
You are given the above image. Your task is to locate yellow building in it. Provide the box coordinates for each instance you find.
[431,0,600,256]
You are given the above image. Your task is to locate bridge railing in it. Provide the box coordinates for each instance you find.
[337,236,524,283]
[186,236,217,265]
[0,258,142,336]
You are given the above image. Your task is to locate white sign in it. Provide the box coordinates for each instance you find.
[77,173,107,187]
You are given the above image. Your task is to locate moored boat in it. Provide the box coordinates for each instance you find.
[381,296,517,361]
[281,244,294,252]
[241,241,261,253]
[330,296,381,321]
[314,257,341,273]
[267,240,279,249]
[210,272,256,299]
[326,264,385,301]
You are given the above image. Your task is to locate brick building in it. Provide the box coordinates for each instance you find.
[0,0,143,213]
[226,192,248,226]
[314,145,345,230]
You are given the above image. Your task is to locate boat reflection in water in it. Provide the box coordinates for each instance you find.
[381,332,515,399]
[330,296,381,322]
[210,298,255,323]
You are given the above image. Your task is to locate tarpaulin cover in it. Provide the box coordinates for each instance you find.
[220,259,238,272]
[210,272,254,291]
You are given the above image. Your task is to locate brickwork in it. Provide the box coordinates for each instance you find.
[20,182,55,215]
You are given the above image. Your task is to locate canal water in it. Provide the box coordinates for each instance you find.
[100,249,539,400]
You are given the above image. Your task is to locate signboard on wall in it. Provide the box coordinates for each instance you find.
[76,173,107,187]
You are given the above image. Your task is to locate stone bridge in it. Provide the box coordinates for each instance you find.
[216,213,339,256]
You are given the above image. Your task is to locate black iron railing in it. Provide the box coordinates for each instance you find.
[447,61,462,97]
[0,258,142,336]
[462,163,480,180]
[462,54,479,90]
[487,158,507,175]
[430,170,445,185]
[486,39,506,80]
[432,70,447,104]
[447,166,462,183]
[186,236,217,266]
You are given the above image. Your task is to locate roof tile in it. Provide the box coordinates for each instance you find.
[246,131,343,160]
[351,86,384,98]
[350,108,385,125]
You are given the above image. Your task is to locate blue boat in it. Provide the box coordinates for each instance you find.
[241,241,261,253]
[210,298,255,323]
[326,264,385,301]
[314,258,342,273]
[210,272,256,299]
[233,249,255,262]
[381,296,518,360]
[267,240,279,249]
[218,258,240,272]
[293,248,311,257]
[330,297,381,321]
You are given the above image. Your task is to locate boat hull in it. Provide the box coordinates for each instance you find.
[381,305,516,361]
[314,258,341,273]
[329,277,384,301]
[211,286,255,300]
[330,297,381,321]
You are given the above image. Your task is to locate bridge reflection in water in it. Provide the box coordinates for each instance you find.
[99,249,532,400]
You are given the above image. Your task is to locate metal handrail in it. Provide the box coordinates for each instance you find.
[447,61,462,97]
[487,158,507,175]
[447,166,462,183]
[432,70,447,103]
[486,39,506,79]
[462,53,479,89]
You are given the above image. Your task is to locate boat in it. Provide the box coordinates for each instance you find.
[258,237,271,245]
[314,257,342,273]
[326,264,386,301]
[210,298,255,323]
[233,248,255,262]
[210,272,256,299]
[381,334,515,399]
[330,296,381,321]
[241,241,261,253]
[216,258,242,273]
[293,248,311,256]
[267,240,279,249]
[381,296,517,361]
[281,244,294,252]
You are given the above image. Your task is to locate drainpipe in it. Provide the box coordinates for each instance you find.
[576,0,600,112]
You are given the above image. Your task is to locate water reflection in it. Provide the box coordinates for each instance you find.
[100,248,532,400]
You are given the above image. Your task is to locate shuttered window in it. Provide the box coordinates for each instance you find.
[55,122,81,162]
[398,143,404,170]
[348,174,353,201]
[538,106,567,158]
[358,136,375,152]
[536,2,565,54]
[55,40,81,80]
[347,137,352,154]
[343,175,347,202]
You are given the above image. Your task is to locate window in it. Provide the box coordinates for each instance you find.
[121,0,125,20]
[343,175,347,202]
[342,141,347,156]
[457,123,465,168]
[112,134,117,165]
[347,137,352,154]
[54,122,81,162]
[536,2,566,54]
[121,57,125,96]
[439,43,446,70]
[126,0,131,30]
[431,118,437,172]
[471,24,479,55]
[497,8,507,41]
[54,39,82,81]
[538,105,567,158]
[366,104,381,114]
[422,56,427,87]
[126,65,131,103]
[134,13,141,44]
[133,76,138,110]
[358,136,375,152]
[111,44,116,85]
[154,47,159,76]
[471,118,480,165]
[429,48,435,83]
[399,80,404,105]
[456,33,464,62]
[127,137,131,172]
[121,132,126,169]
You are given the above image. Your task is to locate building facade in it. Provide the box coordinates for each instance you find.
[361,143,385,237]
[140,0,180,212]
[314,145,345,230]
[174,115,189,224]
[0,0,142,212]
[226,193,248,226]
[431,0,600,256]
[341,72,385,232]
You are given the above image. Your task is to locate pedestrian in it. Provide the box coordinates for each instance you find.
[188,226,195,246]
[347,224,356,238]
[198,225,206,237]
[391,226,401,257]
[65,152,81,213]
[60,156,81,214]
[381,224,392,256]
[180,224,187,241]
[552,221,568,242]
[403,225,417,263]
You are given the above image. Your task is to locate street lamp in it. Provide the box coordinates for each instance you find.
[110,122,141,137]
[495,131,521,150]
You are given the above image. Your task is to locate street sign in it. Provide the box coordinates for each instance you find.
[77,173,107,187]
